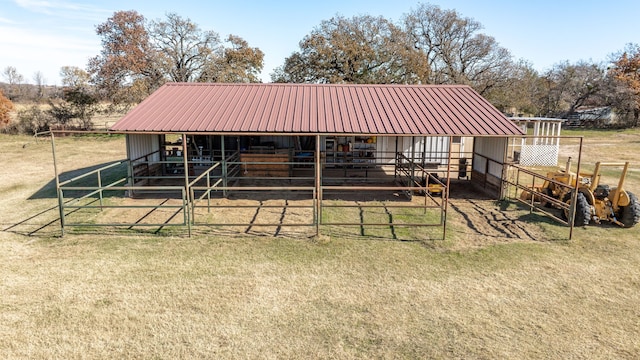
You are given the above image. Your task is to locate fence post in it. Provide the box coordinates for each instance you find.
[569,137,584,240]
[58,189,66,236]
[529,174,536,213]
[207,171,211,213]
[189,186,194,225]
[98,170,103,210]
[50,131,65,237]
[183,188,191,237]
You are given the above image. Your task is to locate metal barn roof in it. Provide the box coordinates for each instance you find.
[110,83,524,136]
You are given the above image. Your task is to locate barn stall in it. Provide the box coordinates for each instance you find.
[53,83,524,237]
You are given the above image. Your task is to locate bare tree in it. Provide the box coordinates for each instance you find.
[151,13,221,82]
[2,66,25,100]
[541,61,606,117]
[402,3,513,95]
[2,66,23,85]
[32,71,46,100]
[484,60,547,115]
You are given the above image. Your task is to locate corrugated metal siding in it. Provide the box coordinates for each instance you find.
[473,137,506,177]
[377,136,453,165]
[111,83,524,137]
[128,134,159,163]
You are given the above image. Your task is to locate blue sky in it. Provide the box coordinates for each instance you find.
[1,0,639,85]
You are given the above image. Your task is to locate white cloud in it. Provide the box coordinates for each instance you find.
[1,0,111,83]
[0,17,18,24]
[1,25,97,52]
[0,24,99,84]
[13,0,111,21]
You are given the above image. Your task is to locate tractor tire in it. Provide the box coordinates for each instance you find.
[561,193,570,221]
[563,192,591,226]
[543,187,554,208]
[619,191,640,228]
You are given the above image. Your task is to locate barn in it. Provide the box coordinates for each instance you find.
[57,82,525,237]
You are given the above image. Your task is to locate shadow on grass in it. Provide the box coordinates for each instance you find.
[28,161,128,200]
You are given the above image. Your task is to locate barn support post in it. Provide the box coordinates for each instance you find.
[500,136,509,200]
[181,133,189,186]
[315,134,321,236]
[221,135,227,198]
[51,131,65,237]
[410,136,416,183]
[483,153,489,189]
[125,134,134,197]
[420,136,427,167]
[471,136,478,188]
[442,136,453,240]
[181,133,191,236]
[206,171,211,213]
[394,136,399,179]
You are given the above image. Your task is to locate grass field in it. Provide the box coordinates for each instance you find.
[1,130,640,358]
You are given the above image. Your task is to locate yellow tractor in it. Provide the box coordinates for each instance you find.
[521,159,640,227]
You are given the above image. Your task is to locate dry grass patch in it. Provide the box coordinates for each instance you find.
[1,132,640,358]
[2,234,639,358]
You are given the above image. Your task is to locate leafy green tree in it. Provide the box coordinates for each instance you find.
[48,88,98,130]
[60,66,91,88]
[15,105,53,134]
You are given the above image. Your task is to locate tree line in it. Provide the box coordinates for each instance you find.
[2,3,640,134]
[272,4,639,126]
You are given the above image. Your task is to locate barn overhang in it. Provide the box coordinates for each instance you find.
[48,83,528,238]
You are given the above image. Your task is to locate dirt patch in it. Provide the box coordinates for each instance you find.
[449,198,545,244]
[445,182,548,249]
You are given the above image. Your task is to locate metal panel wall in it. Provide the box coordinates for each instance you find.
[127,134,160,162]
[383,136,451,165]
[473,137,506,177]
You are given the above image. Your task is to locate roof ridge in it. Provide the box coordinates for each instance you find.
[164,82,471,88]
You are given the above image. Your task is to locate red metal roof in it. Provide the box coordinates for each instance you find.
[110,83,524,136]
